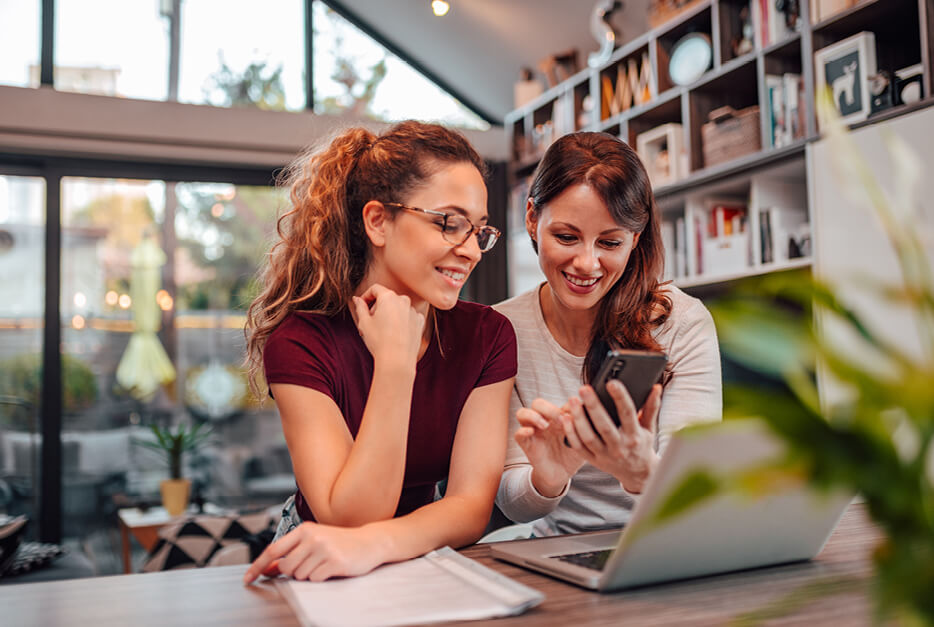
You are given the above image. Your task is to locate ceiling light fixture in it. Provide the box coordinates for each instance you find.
[431,0,450,17]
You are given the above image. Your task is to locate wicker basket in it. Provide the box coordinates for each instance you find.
[701,105,761,168]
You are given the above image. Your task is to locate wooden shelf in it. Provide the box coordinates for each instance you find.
[504,0,931,299]
[676,257,811,290]
[812,0,912,35]
[760,33,802,58]
[655,140,807,200]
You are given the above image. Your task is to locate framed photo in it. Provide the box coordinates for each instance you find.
[814,31,877,125]
[636,122,686,187]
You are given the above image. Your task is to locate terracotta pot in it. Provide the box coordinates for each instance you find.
[160,478,191,516]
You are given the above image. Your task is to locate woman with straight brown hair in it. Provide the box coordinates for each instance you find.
[243,120,516,582]
[494,131,721,536]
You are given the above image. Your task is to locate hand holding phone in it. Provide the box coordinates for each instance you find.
[590,350,667,427]
[563,350,667,447]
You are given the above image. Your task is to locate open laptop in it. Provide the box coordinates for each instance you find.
[490,419,851,591]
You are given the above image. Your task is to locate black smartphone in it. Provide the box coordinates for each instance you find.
[590,349,668,427]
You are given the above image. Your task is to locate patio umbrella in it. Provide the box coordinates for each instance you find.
[115,234,176,401]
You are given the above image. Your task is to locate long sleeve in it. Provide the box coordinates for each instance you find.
[655,298,723,454]
[496,386,570,523]
[493,286,723,535]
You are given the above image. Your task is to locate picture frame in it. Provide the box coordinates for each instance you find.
[636,122,686,187]
[814,31,877,126]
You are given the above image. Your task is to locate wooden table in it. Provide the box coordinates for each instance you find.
[4,503,883,626]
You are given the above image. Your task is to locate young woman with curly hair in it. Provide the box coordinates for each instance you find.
[243,121,516,583]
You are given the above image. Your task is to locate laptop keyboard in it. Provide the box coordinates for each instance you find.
[551,549,613,571]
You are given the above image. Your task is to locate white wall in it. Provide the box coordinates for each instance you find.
[808,104,934,406]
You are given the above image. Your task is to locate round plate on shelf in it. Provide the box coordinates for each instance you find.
[669,32,713,86]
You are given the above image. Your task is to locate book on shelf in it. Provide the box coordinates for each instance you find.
[706,200,747,238]
[693,213,705,276]
[754,0,799,48]
[661,219,676,281]
[765,73,805,148]
[754,0,769,48]
[759,207,774,264]
[700,199,750,276]
[758,206,810,264]
[661,217,688,281]
[766,74,787,148]
[675,216,687,279]
[784,73,805,142]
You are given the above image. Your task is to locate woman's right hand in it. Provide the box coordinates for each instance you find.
[243,521,386,584]
[515,399,586,498]
[352,284,426,369]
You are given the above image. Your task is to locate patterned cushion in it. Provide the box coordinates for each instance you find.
[142,511,274,572]
[0,515,28,575]
[1,515,69,578]
[3,542,66,577]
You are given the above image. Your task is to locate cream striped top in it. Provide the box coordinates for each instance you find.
[493,284,722,536]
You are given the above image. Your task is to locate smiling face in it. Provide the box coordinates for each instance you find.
[368,160,489,311]
[528,183,640,315]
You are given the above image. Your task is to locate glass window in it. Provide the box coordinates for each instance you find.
[54,0,169,99]
[313,3,489,130]
[0,0,40,88]
[180,0,305,111]
[60,177,287,571]
[0,175,45,538]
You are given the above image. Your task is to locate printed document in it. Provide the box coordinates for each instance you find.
[277,547,543,627]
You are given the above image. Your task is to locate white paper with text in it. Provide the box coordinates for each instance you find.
[277,547,543,627]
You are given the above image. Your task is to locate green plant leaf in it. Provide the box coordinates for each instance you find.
[648,469,720,526]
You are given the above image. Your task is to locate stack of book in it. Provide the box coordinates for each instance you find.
[660,217,687,281]
[698,200,750,277]
[758,206,810,264]
[752,0,799,48]
[766,73,806,148]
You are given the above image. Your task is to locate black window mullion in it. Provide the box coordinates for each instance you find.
[40,0,54,86]
[39,169,62,543]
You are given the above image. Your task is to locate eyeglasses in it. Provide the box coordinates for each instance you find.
[382,202,501,252]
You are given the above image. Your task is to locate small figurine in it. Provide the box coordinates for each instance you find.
[868,70,894,116]
[775,0,801,31]
[732,5,754,56]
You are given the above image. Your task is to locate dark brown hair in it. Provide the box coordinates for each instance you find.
[528,131,671,383]
[245,120,486,395]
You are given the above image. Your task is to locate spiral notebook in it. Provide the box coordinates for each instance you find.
[277,547,543,627]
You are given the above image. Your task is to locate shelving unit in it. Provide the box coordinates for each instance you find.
[504,0,933,297]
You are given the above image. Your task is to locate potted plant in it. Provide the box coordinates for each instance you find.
[135,421,212,516]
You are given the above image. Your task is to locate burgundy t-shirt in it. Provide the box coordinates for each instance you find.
[263,300,517,522]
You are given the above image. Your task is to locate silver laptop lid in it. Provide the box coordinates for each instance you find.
[598,419,851,590]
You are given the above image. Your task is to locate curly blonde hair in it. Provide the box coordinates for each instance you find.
[244,120,486,396]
